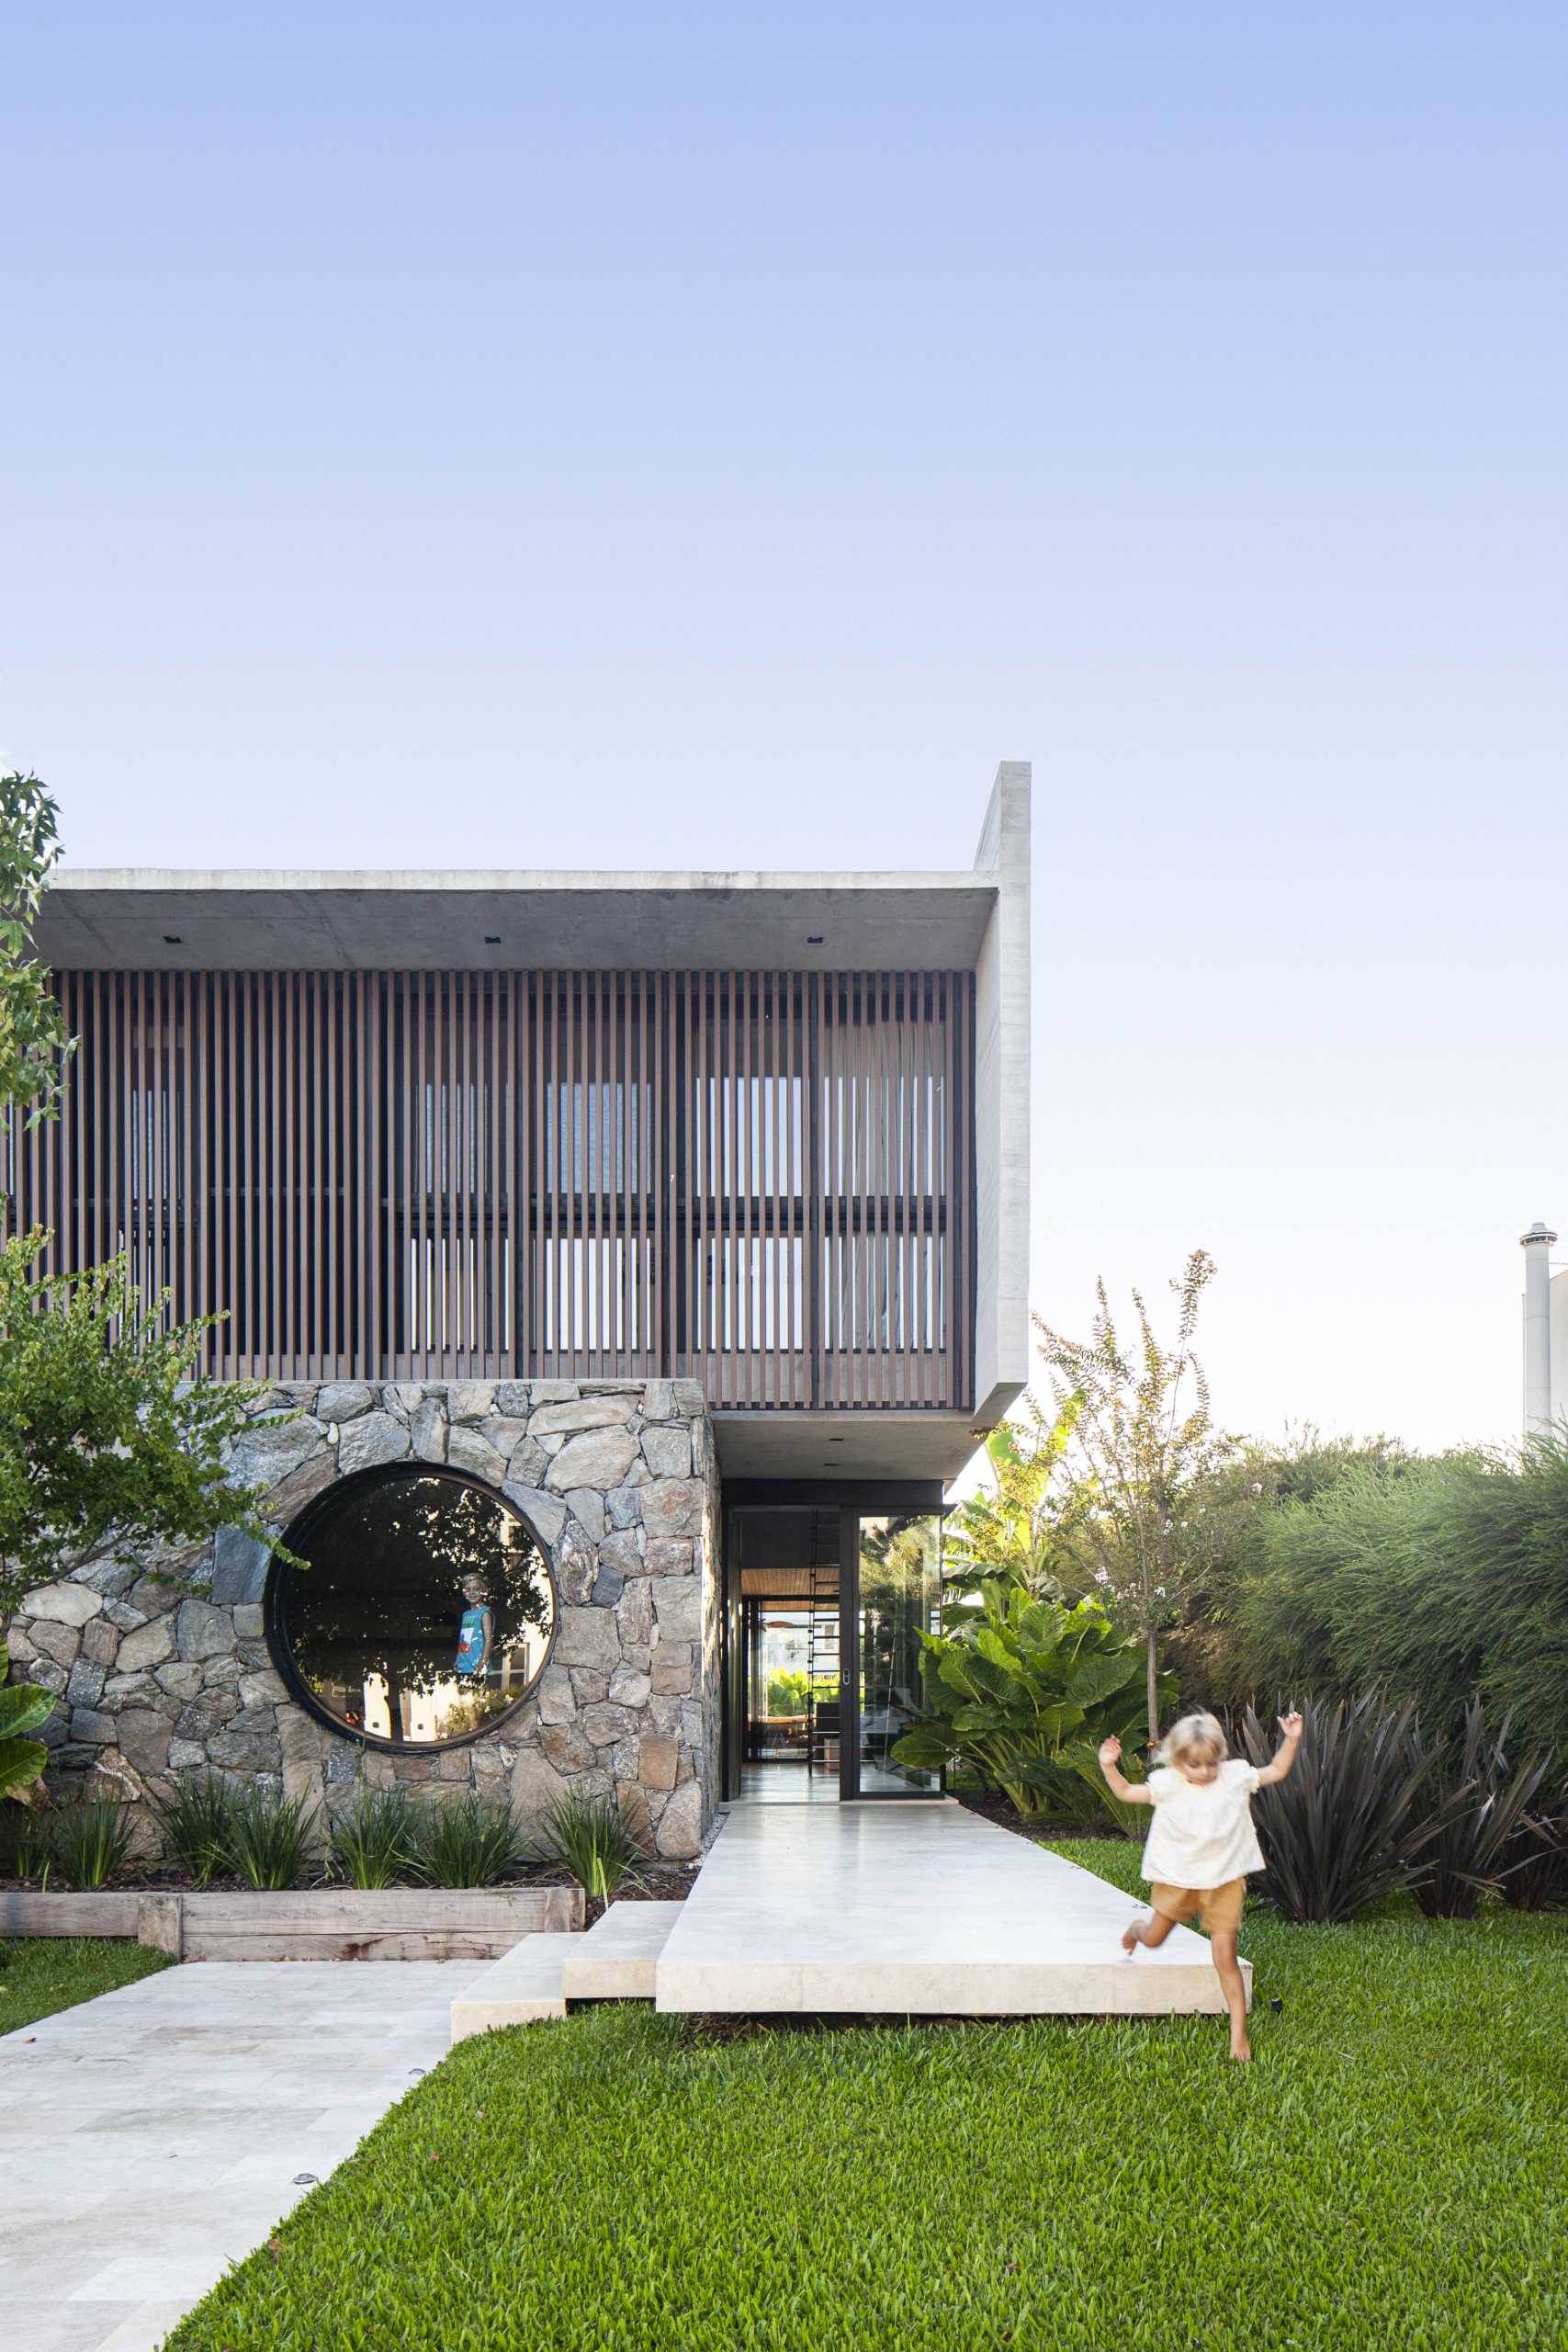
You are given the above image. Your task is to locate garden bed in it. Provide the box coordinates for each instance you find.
[954,1790,1132,1844]
[0,1883,582,1960]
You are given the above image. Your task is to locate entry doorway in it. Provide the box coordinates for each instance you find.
[724,1497,946,1803]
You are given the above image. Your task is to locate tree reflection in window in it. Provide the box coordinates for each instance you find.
[270,1470,556,1747]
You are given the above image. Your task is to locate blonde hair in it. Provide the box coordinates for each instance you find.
[1158,1710,1227,1768]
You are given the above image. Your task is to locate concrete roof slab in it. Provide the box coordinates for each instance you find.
[39,870,998,971]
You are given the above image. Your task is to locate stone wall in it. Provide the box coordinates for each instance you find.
[6,1377,720,1860]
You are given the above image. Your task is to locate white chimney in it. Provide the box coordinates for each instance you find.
[1520,1219,1557,1436]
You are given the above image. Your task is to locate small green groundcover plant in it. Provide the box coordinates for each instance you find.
[530,1790,648,1901]
[4,1773,658,1896]
[154,1773,243,1887]
[329,1786,422,1889]
[1,1793,135,1889]
[407,1792,520,1888]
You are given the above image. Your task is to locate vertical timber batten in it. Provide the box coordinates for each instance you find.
[7,967,976,1411]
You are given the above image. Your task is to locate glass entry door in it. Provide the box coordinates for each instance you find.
[845,1511,944,1796]
[726,1501,945,1801]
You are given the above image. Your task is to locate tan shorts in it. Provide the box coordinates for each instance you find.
[1149,1878,1246,1934]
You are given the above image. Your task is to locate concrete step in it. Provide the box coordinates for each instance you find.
[561,1900,685,1999]
[449,1933,578,2042]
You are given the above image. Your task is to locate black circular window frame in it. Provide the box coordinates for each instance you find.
[263,1461,559,1755]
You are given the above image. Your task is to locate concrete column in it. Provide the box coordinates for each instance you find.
[1520,1219,1557,1436]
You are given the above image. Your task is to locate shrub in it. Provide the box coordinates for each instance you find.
[153,1772,241,1886]
[410,1793,520,1889]
[1225,1438,1568,1757]
[49,1798,134,1890]
[1055,1740,1156,1838]
[1409,1702,1556,1920]
[1238,1692,1439,1924]
[891,1585,1172,1818]
[225,1783,319,1890]
[330,1787,422,1890]
[532,1791,647,1900]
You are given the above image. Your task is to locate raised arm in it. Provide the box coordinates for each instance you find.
[1097,1735,1154,1805]
[1255,1711,1303,1786]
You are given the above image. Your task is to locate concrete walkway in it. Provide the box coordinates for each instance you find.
[0,1958,490,2352]
[656,1802,1250,2015]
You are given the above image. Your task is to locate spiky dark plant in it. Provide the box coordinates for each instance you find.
[1497,1773,1568,1913]
[1239,1692,1439,1924]
[1409,1702,1556,1920]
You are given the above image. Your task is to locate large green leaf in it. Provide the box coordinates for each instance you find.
[0,1677,55,1744]
[0,1735,49,1801]
[889,1727,952,1770]
[1059,1651,1144,1709]
[0,1641,52,1802]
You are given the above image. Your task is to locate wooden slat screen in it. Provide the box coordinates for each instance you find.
[4,969,975,1408]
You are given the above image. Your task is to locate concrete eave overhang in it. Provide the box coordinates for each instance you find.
[711,1409,987,1487]
[38,867,999,973]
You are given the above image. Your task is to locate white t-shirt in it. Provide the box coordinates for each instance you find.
[1141,1758,1265,1888]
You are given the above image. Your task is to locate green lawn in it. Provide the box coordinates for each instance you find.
[166,1840,1567,2351]
[0,1936,170,2033]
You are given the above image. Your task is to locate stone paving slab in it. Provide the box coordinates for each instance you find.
[0,1958,490,2352]
[656,1802,1253,2015]
[449,1931,579,2039]
[561,1900,685,1999]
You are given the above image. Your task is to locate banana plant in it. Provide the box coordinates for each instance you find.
[891,1582,1174,1817]
[942,1396,1082,1599]
[0,1640,55,1803]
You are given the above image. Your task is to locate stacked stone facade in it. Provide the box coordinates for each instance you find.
[6,1377,722,1860]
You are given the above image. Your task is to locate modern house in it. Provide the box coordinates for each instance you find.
[7,765,1031,1860]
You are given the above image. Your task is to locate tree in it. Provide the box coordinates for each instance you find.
[1,772,276,1790]
[1032,1250,1231,1746]
[0,1233,279,1623]
[0,773,74,1125]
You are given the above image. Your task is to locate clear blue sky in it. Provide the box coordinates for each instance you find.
[4,6,1565,1451]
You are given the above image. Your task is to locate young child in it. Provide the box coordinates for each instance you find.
[1098,1708,1303,2062]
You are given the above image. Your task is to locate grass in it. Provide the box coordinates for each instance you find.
[165,1839,1568,2351]
[0,1937,170,2033]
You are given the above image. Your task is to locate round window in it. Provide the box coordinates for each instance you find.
[267,1467,557,1749]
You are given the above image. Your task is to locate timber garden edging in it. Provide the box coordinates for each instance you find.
[0,1883,582,1962]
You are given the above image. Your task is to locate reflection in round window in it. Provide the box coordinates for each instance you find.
[269,1469,556,1748]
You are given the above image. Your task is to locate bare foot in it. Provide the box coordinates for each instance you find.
[1230,2036,1252,2064]
[1121,1918,1144,1956]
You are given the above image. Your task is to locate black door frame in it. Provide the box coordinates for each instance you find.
[722,1479,946,1804]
